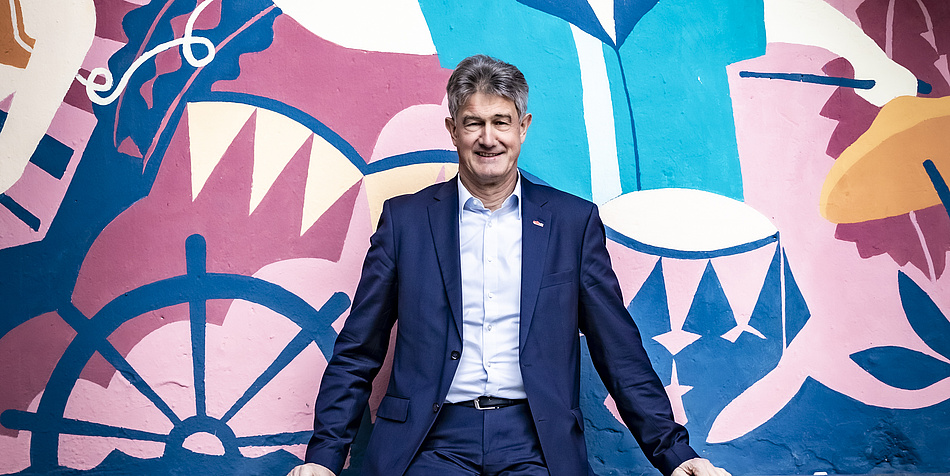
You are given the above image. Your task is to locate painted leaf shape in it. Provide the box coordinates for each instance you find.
[516,0,659,48]
[851,346,950,390]
[899,270,950,360]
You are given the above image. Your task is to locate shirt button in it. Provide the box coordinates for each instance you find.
[487,324,493,331]
[450,351,460,360]
[433,403,440,412]
[488,292,494,299]
[488,221,494,228]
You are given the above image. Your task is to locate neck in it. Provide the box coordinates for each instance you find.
[460,174,517,211]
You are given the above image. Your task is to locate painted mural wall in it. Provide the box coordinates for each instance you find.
[1,0,948,474]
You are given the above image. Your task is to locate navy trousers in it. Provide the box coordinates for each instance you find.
[403,402,550,476]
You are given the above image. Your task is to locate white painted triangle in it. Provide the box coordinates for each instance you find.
[662,258,710,332]
[653,329,701,356]
[710,243,777,329]
[301,134,363,235]
[251,108,313,214]
[586,0,616,43]
[187,102,255,201]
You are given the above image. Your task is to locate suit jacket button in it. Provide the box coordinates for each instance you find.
[450,351,460,360]
[432,403,440,412]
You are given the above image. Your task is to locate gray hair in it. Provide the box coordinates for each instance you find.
[446,55,529,120]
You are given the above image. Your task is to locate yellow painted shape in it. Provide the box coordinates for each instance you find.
[187,102,255,201]
[363,163,458,230]
[252,108,312,213]
[820,95,950,223]
[301,134,363,236]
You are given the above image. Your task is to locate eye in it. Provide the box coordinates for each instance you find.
[494,120,511,131]
[463,121,483,132]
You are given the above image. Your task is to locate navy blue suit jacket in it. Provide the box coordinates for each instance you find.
[305,176,697,476]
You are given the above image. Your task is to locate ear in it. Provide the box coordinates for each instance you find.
[445,117,459,147]
[519,113,532,143]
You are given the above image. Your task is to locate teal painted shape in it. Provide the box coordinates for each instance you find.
[628,257,672,383]
[618,0,766,199]
[851,346,950,391]
[418,0,593,200]
[899,270,950,359]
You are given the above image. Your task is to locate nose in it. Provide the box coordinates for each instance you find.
[477,125,497,147]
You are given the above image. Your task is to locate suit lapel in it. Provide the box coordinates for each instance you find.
[519,179,551,348]
[429,178,463,341]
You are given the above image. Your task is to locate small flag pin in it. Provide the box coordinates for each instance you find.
[533,220,544,227]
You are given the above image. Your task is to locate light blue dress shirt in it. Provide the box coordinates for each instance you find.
[445,177,526,403]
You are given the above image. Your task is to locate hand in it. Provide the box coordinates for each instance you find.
[286,463,336,476]
[671,458,731,476]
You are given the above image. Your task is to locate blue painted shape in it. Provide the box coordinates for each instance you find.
[851,346,950,390]
[618,0,765,200]
[783,248,811,345]
[0,193,41,231]
[923,159,950,220]
[898,270,950,360]
[516,0,661,48]
[606,225,778,259]
[918,79,933,95]
[683,261,734,338]
[627,258,672,383]
[418,0,593,200]
[20,234,340,470]
[516,0,611,46]
[739,71,876,90]
[678,254,783,436]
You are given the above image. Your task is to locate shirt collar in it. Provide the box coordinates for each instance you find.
[457,174,522,220]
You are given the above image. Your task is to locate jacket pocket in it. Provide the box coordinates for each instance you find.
[376,395,409,423]
[540,270,574,288]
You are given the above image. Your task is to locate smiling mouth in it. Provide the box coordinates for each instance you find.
[475,151,502,158]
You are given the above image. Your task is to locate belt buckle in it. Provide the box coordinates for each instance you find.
[473,397,498,410]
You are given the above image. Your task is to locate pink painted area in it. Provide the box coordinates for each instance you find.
[710,42,950,442]
[710,243,778,328]
[604,240,659,307]
[370,95,454,162]
[0,392,40,473]
[71,108,361,387]
[0,312,76,438]
[212,13,452,162]
[0,101,96,249]
[81,36,127,74]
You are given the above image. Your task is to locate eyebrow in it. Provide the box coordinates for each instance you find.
[462,113,512,122]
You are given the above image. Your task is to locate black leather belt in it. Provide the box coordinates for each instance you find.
[453,396,527,410]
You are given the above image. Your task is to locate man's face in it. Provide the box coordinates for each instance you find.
[446,92,532,191]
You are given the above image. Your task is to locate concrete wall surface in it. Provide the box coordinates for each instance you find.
[1,0,948,474]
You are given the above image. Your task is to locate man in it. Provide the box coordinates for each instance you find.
[288,55,730,476]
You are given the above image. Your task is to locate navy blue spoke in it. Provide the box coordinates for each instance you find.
[220,331,313,423]
[614,47,641,191]
[923,159,950,221]
[59,303,182,426]
[186,235,208,417]
[235,430,312,447]
[1,409,167,443]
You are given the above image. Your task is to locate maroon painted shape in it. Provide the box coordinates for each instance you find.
[0,312,77,437]
[835,205,950,280]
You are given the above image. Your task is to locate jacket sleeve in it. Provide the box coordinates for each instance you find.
[577,205,699,476]
[304,200,399,475]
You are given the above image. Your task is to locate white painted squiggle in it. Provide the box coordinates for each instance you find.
[8,0,33,52]
[75,0,216,106]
